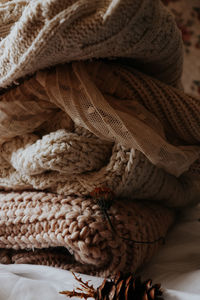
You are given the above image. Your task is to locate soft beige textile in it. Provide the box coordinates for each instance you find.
[0,191,174,277]
[0,0,182,89]
[0,62,199,208]
[0,0,198,276]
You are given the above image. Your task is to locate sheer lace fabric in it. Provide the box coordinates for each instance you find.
[36,62,200,177]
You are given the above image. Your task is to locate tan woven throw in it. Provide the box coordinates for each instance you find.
[0,0,199,276]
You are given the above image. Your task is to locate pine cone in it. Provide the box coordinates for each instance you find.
[96,272,163,300]
[60,272,163,300]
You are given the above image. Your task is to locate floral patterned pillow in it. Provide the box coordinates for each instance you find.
[163,0,200,98]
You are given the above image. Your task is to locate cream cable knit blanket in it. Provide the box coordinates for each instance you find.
[0,0,182,88]
[0,0,199,276]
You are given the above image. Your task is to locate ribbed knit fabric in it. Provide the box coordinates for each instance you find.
[0,62,199,208]
[0,191,174,277]
[0,128,198,208]
[0,0,198,276]
[0,0,183,89]
[0,0,26,40]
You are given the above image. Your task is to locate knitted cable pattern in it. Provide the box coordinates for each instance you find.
[0,130,198,207]
[0,191,174,277]
[0,0,198,276]
[1,130,112,176]
[0,0,182,89]
[0,0,26,40]
[0,62,199,207]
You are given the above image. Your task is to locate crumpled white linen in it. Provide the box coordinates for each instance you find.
[0,205,199,300]
[139,204,200,300]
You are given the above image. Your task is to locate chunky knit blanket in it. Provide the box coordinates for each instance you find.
[0,192,174,277]
[0,0,199,277]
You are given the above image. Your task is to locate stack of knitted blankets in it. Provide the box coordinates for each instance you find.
[0,0,199,277]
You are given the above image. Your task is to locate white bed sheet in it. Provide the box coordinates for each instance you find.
[0,205,199,300]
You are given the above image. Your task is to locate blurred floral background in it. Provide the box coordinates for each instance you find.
[163,0,200,98]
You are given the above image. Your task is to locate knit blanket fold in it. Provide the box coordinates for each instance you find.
[0,191,174,277]
[0,0,182,88]
[0,61,199,276]
[0,62,199,207]
[0,0,199,277]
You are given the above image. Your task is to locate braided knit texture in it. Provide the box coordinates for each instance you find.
[0,0,183,89]
[0,0,199,276]
[0,62,199,207]
[0,62,199,275]
[0,191,174,277]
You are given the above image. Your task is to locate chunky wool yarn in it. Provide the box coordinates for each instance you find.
[0,0,198,276]
[0,0,182,89]
[0,191,174,277]
[0,62,199,208]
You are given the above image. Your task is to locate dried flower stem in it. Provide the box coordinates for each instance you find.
[59,272,96,299]
[90,187,165,245]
